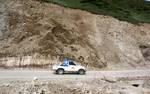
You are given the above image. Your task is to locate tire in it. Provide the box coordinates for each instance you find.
[57,69,64,75]
[78,69,85,75]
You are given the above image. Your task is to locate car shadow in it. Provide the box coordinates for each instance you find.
[63,73,80,75]
[53,72,85,75]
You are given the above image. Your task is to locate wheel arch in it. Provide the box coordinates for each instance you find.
[78,68,85,71]
[56,68,64,72]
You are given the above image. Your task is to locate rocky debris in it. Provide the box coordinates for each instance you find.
[32,77,41,87]
[0,79,149,94]
[140,45,150,62]
[142,80,150,89]
[102,76,118,83]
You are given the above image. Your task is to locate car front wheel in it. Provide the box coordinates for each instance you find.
[78,69,85,75]
[57,69,64,75]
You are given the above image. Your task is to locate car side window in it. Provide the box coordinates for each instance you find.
[69,62,76,65]
[61,60,69,67]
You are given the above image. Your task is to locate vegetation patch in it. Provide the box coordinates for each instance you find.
[40,0,150,23]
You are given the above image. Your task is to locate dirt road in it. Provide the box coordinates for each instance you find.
[0,70,150,94]
[0,70,150,80]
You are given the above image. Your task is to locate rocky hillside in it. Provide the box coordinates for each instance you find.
[0,0,150,69]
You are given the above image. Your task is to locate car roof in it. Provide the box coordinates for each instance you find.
[64,59,73,62]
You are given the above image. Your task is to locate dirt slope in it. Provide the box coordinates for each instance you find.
[0,0,150,69]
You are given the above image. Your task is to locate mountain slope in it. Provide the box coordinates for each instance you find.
[0,0,150,69]
[46,0,150,23]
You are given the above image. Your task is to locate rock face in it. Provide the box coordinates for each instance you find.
[0,0,150,69]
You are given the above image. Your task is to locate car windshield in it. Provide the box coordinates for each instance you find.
[69,62,76,65]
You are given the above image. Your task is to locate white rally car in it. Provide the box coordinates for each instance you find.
[52,60,86,75]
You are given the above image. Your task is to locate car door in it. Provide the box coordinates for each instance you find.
[68,61,76,71]
[62,60,70,71]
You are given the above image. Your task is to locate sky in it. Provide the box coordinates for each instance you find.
[145,0,150,1]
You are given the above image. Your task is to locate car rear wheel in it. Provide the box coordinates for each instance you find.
[57,69,64,75]
[78,69,85,75]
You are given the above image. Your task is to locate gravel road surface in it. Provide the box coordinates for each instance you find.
[0,70,150,80]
